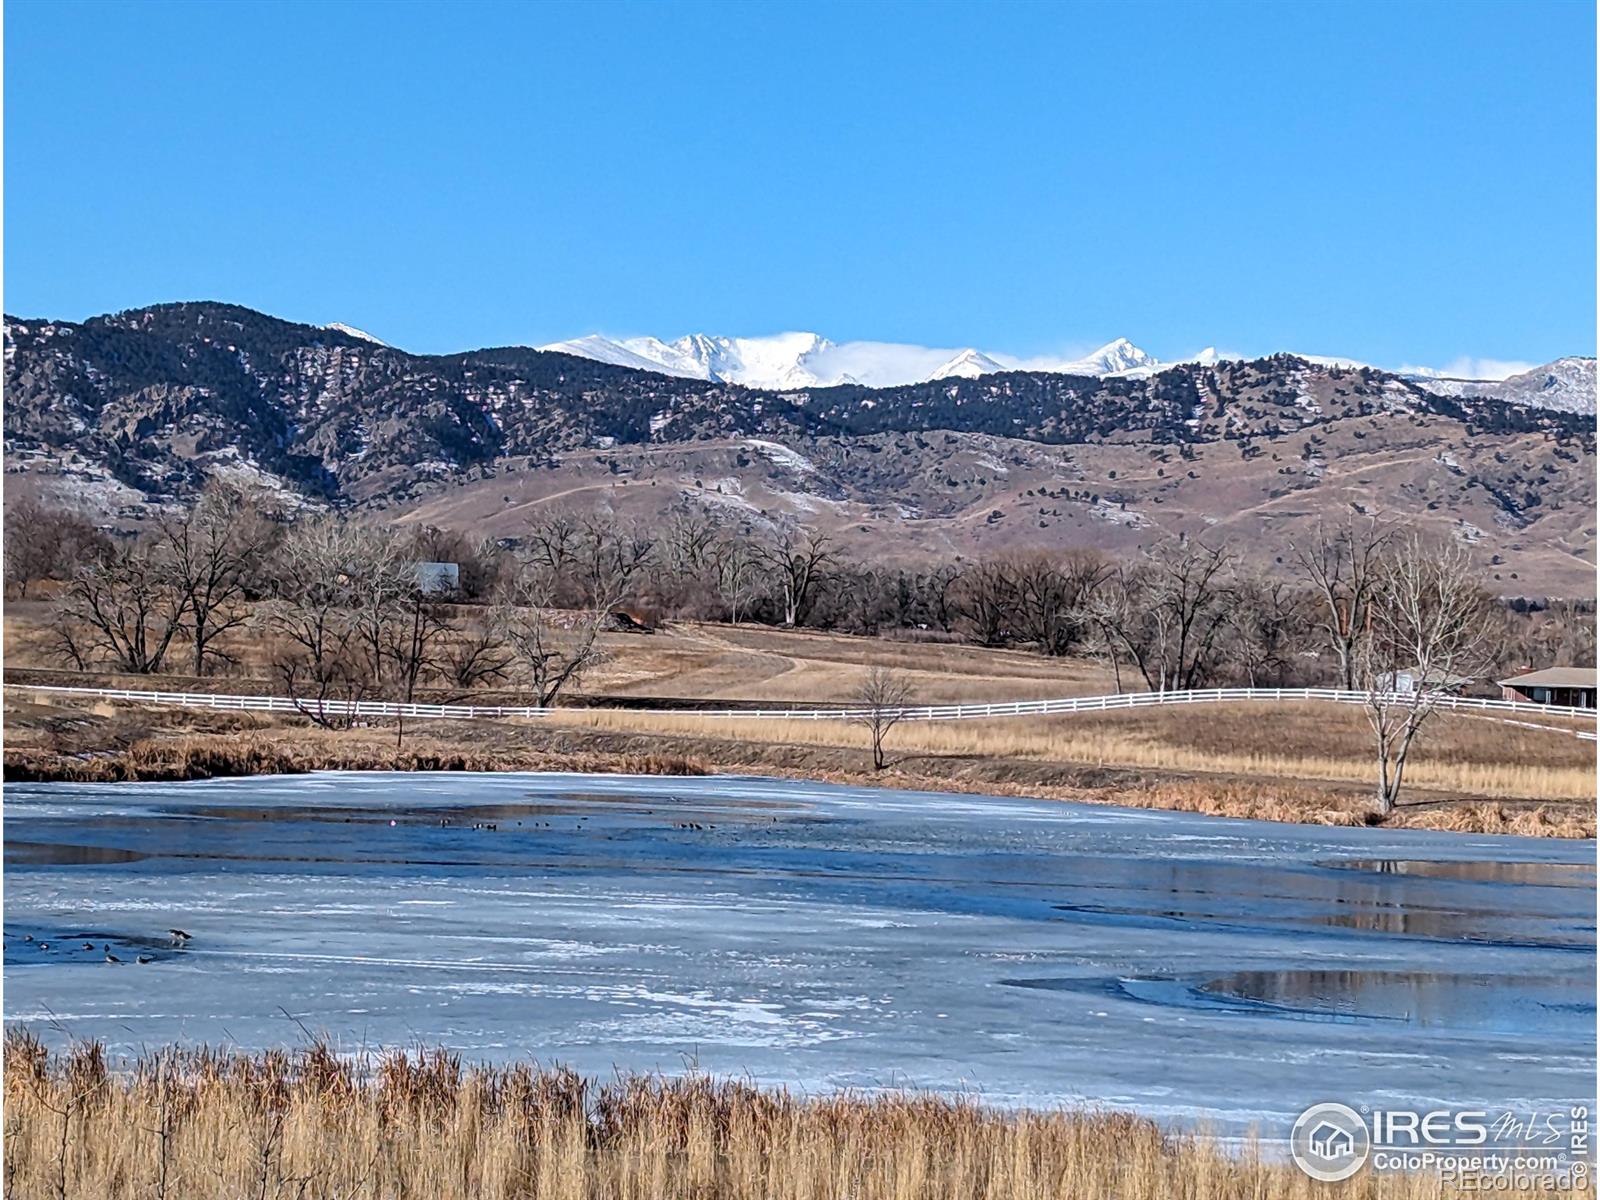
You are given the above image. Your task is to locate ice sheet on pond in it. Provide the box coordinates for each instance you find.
[3,772,1594,1140]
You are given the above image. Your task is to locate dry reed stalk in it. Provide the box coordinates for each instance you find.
[1,1034,1582,1200]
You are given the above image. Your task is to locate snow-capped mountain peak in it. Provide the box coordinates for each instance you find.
[930,348,1006,380]
[1072,337,1156,375]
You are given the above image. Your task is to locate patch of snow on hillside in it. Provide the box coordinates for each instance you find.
[1089,501,1148,528]
[745,439,816,476]
[325,323,387,346]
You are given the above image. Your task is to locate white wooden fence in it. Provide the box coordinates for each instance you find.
[7,682,1596,737]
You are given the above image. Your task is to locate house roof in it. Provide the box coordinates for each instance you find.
[1499,667,1598,689]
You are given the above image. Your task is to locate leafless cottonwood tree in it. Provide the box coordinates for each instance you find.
[385,585,460,747]
[758,527,837,627]
[344,526,417,694]
[157,485,275,676]
[1092,539,1235,692]
[494,516,655,706]
[266,519,466,733]
[1010,550,1109,657]
[850,665,913,770]
[261,519,371,727]
[1290,515,1396,690]
[1223,575,1310,687]
[662,511,719,578]
[55,540,189,674]
[494,573,609,708]
[3,498,108,599]
[713,534,763,624]
[956,559,1016,647]
[441,620,514,689]
[1358,534,1497,815]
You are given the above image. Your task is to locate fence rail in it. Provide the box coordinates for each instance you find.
[7,682,1596,737]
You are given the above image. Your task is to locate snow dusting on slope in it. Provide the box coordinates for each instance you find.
[325,323,387,346]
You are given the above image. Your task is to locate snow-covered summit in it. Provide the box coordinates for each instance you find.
[930,349,1007,380]
[539,330,1164,389]
[1073,337,1156,375]
[1417,356,1597,416]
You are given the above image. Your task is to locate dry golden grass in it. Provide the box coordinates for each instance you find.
[4,1034,1573,1200]
[549,703,1597,803]
[3,606,1118,704]
[1083,780,1597,838]
[584,622,1118,704]
[2,730,707,783]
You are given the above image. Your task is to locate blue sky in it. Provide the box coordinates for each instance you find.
[5,0,1595,371]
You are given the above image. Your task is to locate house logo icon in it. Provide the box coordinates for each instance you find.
[1290,1102,1370,1181]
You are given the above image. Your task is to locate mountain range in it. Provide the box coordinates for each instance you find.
[536,329,1590,400]
[537,331,1176,388]
[4,302,1595,595]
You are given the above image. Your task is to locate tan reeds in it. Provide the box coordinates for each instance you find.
[550,708,1597,803]
[2,734,708,783]
[4,1033,1577,1199]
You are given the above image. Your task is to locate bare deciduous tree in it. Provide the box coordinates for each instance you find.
[495,573,608,708]
[55,540,189,674]
[1290,516,1396,690]
[757,527,837,628]
[1092,539,1235,692]
[713,535,763,625]
[4,498,109,599]
[1010,550,1109,657]
[1223,575,1310,687]
[158,485,275,676]
[261,519,370,727]
[955,559,1015,647]
[441,622,514,689]
[1358,535,1497,815]
[850,665,913,770]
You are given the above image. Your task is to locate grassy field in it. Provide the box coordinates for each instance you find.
[3,606,1119,704]
[551,703,1596,802]
[4,1035,1582,1200]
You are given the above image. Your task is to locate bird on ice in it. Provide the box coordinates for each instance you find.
[104,952,121,963]
[168,929,192,945]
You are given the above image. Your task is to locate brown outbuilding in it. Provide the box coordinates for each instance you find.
[1498,667,1597,709]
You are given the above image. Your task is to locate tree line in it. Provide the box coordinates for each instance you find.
[9,491,1593,711]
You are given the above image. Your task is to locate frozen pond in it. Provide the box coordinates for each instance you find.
[4,772,1594,1140]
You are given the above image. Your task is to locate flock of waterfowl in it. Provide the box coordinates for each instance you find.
[7,927,191,965]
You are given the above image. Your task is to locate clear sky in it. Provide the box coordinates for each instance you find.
[5,0,1595,371]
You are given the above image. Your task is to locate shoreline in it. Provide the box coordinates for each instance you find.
[5,723,1593,838]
